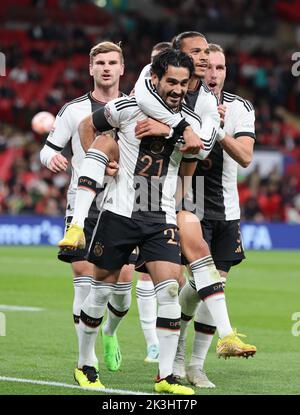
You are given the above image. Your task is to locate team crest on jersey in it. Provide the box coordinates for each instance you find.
[93,242,104,257]
[150,140,164,155]
[200,158,213,170]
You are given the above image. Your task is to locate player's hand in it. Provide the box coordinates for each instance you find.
[180,126,204,154]
[218,104,226,128]
[105,160,119,176]
[48,154,68,173]
[135,118,171,139]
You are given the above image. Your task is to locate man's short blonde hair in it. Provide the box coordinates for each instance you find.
[89,41,124,64]
[208,43,225,54]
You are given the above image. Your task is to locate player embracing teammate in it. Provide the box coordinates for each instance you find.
[57,33,256,393]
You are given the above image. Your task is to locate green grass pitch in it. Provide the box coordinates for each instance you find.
[0,246,299,395]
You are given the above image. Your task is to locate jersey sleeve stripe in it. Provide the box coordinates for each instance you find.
[182,157,198,163]
[236,97,253,112]
[46,140,64,151]
[181,104,202,127]
[57,94,89,116]
[223,97,235,103]
[200,128,217,150]
[115,103,138,111]
[234,131,256,140]
[223,91,254,112]
[223,91,236,98]
[115,97,136,108]
[57,103,68,117]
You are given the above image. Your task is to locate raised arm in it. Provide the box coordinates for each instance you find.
[181,103,219,161]
[175,159,198,207]
[217,104,255,168]
[193,87,220,153]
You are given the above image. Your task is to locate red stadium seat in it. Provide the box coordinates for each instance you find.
[0,148,24,181]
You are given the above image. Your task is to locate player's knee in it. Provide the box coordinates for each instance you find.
[155,280,179,306]
[110,288,132,311]
[182,237,210,262]
[139,273,152,281]
[92,134,119,161]
[156,293,181,321]
[178,272,187,290]
[72,261,93,277]
[93,267,120,284]
[90,284,113,306]
[118,264,134,282]
[218,270,228,279]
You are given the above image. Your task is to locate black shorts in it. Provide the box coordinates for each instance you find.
[87,210,181,270]
[58,216,97,263]
[201,218,245,272]
[128,247,139,265]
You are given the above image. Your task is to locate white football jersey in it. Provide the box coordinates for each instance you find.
[195,91,256,220]
[100,95,213,225]
[40,92,110,217]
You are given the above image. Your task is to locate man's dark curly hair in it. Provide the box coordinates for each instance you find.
[150,48,195,80]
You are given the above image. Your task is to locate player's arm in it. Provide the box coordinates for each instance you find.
[218,134,254,168]
[195,90,221,153]
[175,159,198,206]
[181,105,218,160]
[135,117,203,155]
[217,107,255,168]
[78,107,114,153]
[135,117,172,138]
[40,107,72,173]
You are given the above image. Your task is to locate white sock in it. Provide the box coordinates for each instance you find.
[73,276,98,366]
[78,280,114,368]
[72,189,95,228]
[175,282,200,362]
[189,301,216,369]
[136,279,158,347]
[190,256,232,338]
[73,276,92,323]
[103,282,132,336]
[155,280,181,379]
[72,149,108,227]
[179,281,200,317]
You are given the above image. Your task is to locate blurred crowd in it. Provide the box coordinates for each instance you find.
[0,124,69,217]
[1,120,300,223]
[1,0,300,222]
[154,0,277,35]
[239,166,300,223]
